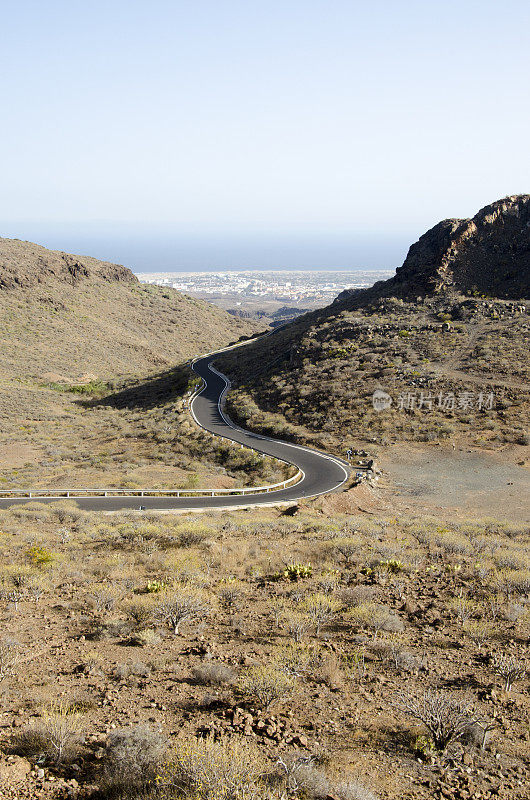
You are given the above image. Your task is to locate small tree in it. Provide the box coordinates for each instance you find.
[391,690,481,751]
[156,586,210,635]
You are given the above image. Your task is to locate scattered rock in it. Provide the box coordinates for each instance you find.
[0,755,31,783]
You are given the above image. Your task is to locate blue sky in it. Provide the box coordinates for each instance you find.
[1,0,528,271]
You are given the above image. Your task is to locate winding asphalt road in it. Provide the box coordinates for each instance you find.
[0,341,349,511]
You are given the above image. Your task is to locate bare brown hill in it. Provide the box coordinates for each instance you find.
[0,237,135,290]
[0,238,279,491]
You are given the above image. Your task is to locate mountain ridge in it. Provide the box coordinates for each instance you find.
[0,237,136,290]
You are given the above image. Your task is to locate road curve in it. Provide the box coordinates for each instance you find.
[0,341,349,511]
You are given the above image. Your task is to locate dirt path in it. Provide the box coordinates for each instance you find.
[431,364,530,391]
[430,322,530,391]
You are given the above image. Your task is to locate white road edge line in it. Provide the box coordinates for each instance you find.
[190,345,350,501]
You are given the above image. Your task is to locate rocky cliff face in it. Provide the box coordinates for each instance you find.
[392,195,530,299]
[0,237,136,290]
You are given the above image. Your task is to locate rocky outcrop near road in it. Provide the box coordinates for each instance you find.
[392,194,530,299]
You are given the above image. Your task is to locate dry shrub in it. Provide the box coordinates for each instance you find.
[89,583,125,613]
[434,530,472,555]
[283,610,313,643]
[0,639,20,681]
[502,569,530,595]
[156,585,210,635]
[493,653,526,691]
[218,580,246,611]
[315,570,341,594]
[494,549,529,571]
[301,593,340,633]
[192,661,237,686]
[448,596,478,624]
[276,754,378,800]
[333,778,380,800]
[132,628,162,647]
[165,735,266,800]
[276,753,329,794]
[312,652,345,690]
[462,620,497,645]
[104,724,168,793]
[347,603,404,639]
[273,643,320,678]
[333,537,365,564]
[339,585,377,608]
[0,564,36,589]
[13,701,83,764]
[164,554,211,588]
[175,522,214,547]
[391,690,482,751]
[123,597,156,628]
[113,662,151,681]
[238,664,296,709]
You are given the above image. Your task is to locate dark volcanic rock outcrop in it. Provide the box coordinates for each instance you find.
[0,237,135,290]
[393,195,530,299]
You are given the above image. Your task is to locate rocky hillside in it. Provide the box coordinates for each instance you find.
[218,197,530,455]
[0,237,267,490]
[0,237,136,290]
[392,195,530,299]
[335,195,529,307]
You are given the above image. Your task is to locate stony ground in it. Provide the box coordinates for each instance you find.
[0,500,528,800]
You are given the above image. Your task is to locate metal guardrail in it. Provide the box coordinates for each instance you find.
[0,471,302,500]
[0,343,305,502]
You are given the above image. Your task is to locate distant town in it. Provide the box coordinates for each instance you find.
[136,269,394,319]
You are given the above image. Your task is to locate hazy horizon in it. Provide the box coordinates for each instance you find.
[0,227,409,273]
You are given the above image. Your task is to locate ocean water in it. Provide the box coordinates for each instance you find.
[1,228,412,274]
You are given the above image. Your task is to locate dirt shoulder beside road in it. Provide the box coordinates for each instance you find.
[377,443,530,521]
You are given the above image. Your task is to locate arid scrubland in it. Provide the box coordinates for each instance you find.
[0,501,528,799]
[0,238,280,491]
[219,296,530,453]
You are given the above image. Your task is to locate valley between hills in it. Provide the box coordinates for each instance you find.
[0,196,528,800]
